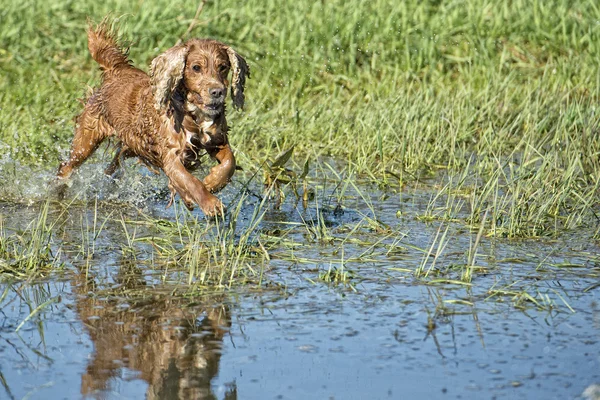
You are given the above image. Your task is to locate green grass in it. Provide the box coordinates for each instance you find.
[0,201,63,280]
[1,0,600,238]
[2,0,600,236]
[1,0,600,320]
[1,174,598,316]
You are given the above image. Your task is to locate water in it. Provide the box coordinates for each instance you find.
[0,160,599,400]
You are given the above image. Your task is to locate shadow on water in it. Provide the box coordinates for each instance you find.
[71,259,235,400]
[1,159,600,399]
[0,277,236,400]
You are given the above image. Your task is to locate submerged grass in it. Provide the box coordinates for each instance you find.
[1,168,598,316]
[1,0,600,320]
[113,191,273,291]
[0,201,63,280]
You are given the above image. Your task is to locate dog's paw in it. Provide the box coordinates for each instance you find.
[49,178,71,200]
[200,194,225,217]
[203,175,228,194]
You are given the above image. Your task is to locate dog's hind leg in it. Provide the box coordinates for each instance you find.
[57,96,113,180]
[104,144,135,177]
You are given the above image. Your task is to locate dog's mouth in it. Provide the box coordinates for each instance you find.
[187,93,224,116]
[202,102,224,114]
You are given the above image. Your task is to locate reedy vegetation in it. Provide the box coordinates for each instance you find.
[1,0,599,238]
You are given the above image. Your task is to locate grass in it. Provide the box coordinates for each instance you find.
[2,8,600,400]
[0,201,63,280]
[99,190,274,291]
[1,168,598,319]
[1,0,600,317]
[2,0,600,236]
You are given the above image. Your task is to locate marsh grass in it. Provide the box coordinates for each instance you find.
[122,191,274,291]
[2,0,600,237]
[318,262,355,289]
[0,201,63,280]
[1,171,595,315]
[2,0,600,321]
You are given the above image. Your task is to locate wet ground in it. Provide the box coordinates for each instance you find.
[1,159,599,399]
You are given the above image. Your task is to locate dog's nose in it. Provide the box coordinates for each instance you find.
[209,87,224,99]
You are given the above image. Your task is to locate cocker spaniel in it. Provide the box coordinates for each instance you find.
[57,21,249,216]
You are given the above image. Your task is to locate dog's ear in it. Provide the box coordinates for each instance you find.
[150,45,188,111]
[225,47,249,110]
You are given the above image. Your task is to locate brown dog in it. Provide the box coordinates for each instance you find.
[57,21,249,216]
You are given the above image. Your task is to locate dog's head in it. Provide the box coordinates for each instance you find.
[150,39,249,117]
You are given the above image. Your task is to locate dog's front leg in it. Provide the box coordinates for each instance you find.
[203,144,236,193]
[164,159,224,216]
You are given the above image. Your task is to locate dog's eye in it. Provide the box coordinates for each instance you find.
[219,65,229,74]
[192,65,201,72]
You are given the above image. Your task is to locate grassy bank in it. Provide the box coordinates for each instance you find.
[1,0,600,236]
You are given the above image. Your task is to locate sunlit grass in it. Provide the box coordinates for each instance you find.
[1,0,600,319]
[2,0,600,236]
[0,201,63,280]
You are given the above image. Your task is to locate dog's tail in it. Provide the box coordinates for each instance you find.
[87,20,130,71]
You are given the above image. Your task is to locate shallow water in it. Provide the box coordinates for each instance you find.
[1,160,599,400]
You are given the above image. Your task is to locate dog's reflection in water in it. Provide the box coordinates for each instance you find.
[73,261,236,399]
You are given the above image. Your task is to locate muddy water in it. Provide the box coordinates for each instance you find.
[0,161,599,400]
